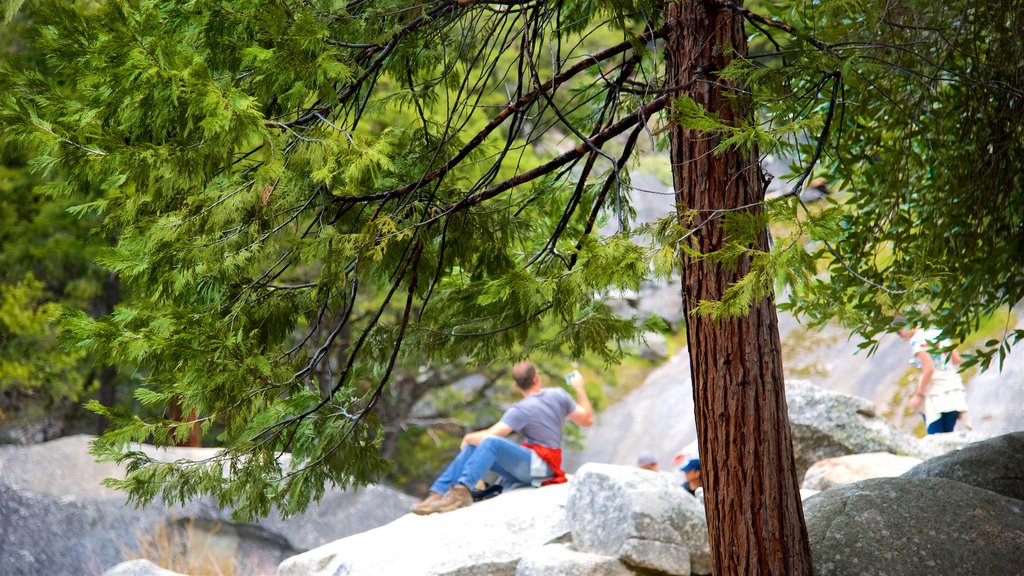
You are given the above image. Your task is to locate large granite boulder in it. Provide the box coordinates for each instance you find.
[801,452,923,491]
[0,435,414,576]
[902,431,1024,501]
[785,380,922,478]
[277,483,572,576]
[805,477,1024,576]
[566,464,709,576]
[515,544,634,576]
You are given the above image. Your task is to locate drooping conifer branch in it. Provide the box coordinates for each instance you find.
[705,0,832,53]
[332,27,665,205]
[440,94,670,214]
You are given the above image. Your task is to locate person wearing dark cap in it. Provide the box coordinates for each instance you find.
[637,452,659,472]
[680,458,702,496]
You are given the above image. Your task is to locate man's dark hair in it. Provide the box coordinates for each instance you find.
[512,361,537,391]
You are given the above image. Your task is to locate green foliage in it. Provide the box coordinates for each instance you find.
[0,9,125,429]
[691,0,1024,368]
[0,274,84,400]
[2,0,1019,522]
[1,0,666,519]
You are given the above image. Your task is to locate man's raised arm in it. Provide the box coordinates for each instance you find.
[566,370,593,427]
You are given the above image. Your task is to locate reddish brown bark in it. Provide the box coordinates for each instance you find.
[167,402,201,448]
[665,1,813,574]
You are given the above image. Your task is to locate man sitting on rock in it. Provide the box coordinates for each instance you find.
[411,361,593,515]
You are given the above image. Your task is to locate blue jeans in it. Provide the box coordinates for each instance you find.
[925,411,960,434]
[429,436,542,494]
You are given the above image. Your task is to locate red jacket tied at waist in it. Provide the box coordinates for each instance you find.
[522,442,566,485]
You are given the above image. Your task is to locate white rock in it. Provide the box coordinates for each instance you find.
[566,463,710,576]
[515,544,634,576]
[277,484,571,576]
[101,560,187,576]
[801,452,923,491]
[913,430,995,459]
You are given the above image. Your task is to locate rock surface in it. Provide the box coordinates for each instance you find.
[902,431,1024,501]
[0,435,414,576]
[566,464,710,576]
[801,452,923,491]
[913,429,1001,460]
[277,483,572,576]
[805,477,1024,576]
[101,560,187,576]
[785,380,921,478]
[515,544,633,576]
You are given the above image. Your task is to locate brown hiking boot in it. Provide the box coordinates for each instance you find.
[432,484,473,513]
[410,492,443,515]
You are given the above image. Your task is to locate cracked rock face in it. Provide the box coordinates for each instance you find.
[902,431,1024,502]
[566,463,710,576]
[805,476,1024,576]
[784,379,923,479]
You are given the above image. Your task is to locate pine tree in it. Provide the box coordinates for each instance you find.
[1,1,1020,574]
[0,12,124,439]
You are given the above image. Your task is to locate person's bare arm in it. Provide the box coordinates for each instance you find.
[461,421,513,449]
[907,351,935,411]
[951,348,963,367]
[566,370,594,427]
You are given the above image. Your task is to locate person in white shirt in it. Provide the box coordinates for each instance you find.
[896,321,968,434]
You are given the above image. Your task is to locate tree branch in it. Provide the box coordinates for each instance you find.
[438,94,670,216]
[332,27,665,205]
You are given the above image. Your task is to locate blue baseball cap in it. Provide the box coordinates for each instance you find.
[680,458,700,472]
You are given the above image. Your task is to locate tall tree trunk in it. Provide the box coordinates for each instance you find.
[95,365,117,435]
[95,272,121,435]
[665,2,814,574]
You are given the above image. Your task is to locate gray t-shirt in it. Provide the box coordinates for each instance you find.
[500,388,577,448]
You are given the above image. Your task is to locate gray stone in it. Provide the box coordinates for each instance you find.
[605,297,638,321]
[0,435,414,576]
[634,282,684,331]
[806,477,1024,576]
[619,539,690,574]
[639,331,669,361]
[277,483,571,576]
[622,331,669,361]
[566,463,709,576]
[515,544,635,576]
[785,380,921,479]
[801,452,923,491]
[913,429,998,460]
[101,560,187,576]
[902,431,1024,501]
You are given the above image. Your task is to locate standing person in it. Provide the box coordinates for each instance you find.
[410,361,594,515]
[896,321,968,434]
